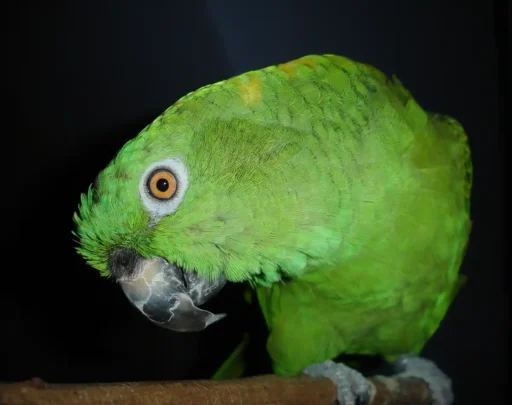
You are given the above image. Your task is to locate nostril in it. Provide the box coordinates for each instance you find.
[118,255,130,268]
[109,248,139,279]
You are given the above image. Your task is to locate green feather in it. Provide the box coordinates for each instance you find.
[211,333,250,380]
[74,54,472,377]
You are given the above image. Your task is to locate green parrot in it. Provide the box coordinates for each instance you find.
[74,54,471,405]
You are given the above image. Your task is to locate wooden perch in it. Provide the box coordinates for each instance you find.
[0,374,432,405]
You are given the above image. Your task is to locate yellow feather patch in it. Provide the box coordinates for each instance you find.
[278,58,318,79]
[234,74,263,106]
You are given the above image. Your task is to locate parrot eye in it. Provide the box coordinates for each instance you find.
[147,169,177,200]
[139,157,189,219]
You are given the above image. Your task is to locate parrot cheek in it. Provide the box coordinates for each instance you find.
[111,254,227,332]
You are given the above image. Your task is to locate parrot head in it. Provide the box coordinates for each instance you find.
[73,119,230,332]
[74,69,339,332]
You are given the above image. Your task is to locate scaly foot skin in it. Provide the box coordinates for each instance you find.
[303,360,371,405]
[303,355,454,405]
[393,355,454,405]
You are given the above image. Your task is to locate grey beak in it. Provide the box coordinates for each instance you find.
[109,249,226,332]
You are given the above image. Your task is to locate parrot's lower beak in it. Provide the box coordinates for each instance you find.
[112,251,227,332]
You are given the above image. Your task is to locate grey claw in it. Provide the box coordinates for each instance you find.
[303,360,371,405]
[393,355,454,405]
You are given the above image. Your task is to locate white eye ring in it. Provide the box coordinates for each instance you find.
[139,157,189,220]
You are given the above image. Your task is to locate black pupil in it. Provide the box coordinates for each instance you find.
[156,178,169,192]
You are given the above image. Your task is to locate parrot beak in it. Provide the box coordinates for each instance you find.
[110,249,227,332]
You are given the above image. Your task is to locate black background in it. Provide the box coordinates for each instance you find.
[4,1,507,404]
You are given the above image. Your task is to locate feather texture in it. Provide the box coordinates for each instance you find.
[74,55,472,376]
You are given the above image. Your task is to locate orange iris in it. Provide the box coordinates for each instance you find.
[147,169,177,200]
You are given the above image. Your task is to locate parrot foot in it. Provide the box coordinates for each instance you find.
[393,355,454,405]
[303,360,371,405]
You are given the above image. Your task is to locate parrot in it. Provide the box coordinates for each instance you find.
[73,54,472,405]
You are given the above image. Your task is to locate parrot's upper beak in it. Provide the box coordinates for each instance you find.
[109,249,226,332]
